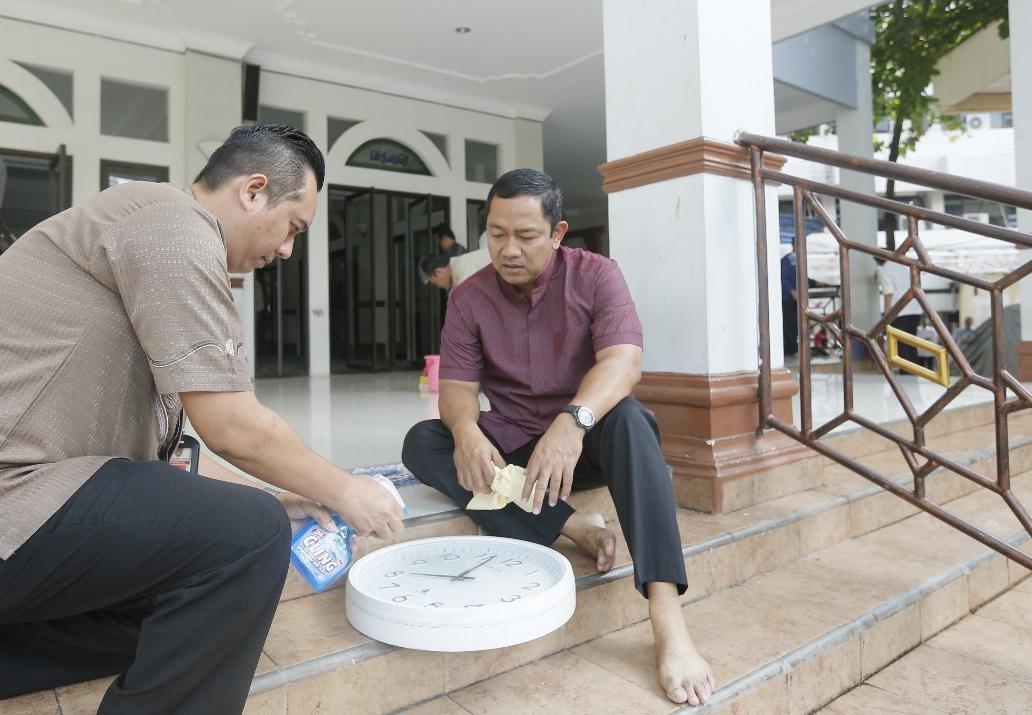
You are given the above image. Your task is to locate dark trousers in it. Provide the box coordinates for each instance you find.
[402,397,687,596]
[0,459,291,713]
[783,298,799,356]
[890,314,922,363]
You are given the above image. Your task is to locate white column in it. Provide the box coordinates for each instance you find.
[1010,1,1032,345]
[513,119,544,171]
[307,110,331,377]
[603,0,781,375]
[836,40,879,333]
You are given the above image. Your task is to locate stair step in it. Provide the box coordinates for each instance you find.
[6,400,1025,714]
[822,582,1032,714]
[440,477,1031,715]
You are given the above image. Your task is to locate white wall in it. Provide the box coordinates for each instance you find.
[0,17,186,206]
[0,16,536,379]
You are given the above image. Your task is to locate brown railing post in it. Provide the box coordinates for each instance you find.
[750,145,772,435]
[735,130,1032,571]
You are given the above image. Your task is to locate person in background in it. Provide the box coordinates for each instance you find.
[419,247,492,291]
[879,257,924,364]
[434,223,467,257]
[780,248,799,358]
[953,316,976,351]
[916,316,940,369]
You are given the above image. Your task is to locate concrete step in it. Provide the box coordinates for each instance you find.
[6,400,1026,715]
[821,580,1032,714]
[428,474,1032,715]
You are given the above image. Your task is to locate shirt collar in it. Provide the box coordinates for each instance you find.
[496,248,562,307]
[184,185,227,248]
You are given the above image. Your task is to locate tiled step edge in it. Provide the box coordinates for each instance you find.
[679,530,1032,714]
[250,435,1032,699]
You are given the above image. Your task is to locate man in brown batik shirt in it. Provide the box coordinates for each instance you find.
[0,125,403,714]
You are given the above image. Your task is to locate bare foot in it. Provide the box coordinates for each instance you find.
[648,582,716,706]
[558,512,617,572]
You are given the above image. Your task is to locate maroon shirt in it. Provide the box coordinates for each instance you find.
[440,246,643,453]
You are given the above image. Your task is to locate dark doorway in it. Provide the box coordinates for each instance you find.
[328,186,449,372]
[0,146,71,253]
[254,230,308,378]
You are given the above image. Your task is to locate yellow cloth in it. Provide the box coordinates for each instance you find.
[466,464,536,513]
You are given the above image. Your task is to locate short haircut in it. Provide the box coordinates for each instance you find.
[433,224,456,241]
[419,253,450,275]
[194,124,325,205]
[487,169,563,229]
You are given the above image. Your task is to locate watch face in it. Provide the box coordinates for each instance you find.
[348,538,565,610]
[576,406,596,427]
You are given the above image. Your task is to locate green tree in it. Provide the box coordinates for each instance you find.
[870,0,1008,249]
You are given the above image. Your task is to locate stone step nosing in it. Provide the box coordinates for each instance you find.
[252,430,1032,701]
[398,432,1032,561]
[678,529,1032,714]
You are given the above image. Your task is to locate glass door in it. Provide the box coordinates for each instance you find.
[254,229,308,378]
[328,186,448,372]
[0,146,71,254]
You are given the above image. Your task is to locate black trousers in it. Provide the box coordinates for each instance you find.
[0,459,291,713]
[402,397,687,596]
[783,298,799,356]
[890,314,922,363]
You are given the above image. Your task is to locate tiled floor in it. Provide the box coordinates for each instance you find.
[195,370,1002,521]
[247,370,998,471]
[822,575,1032,714]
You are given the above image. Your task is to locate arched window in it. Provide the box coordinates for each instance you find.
[347,139,431,175]
[0,84,44,126]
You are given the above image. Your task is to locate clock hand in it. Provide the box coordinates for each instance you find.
[408,572,474,581]
[450,554,496,581]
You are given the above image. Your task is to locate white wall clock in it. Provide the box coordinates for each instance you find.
[345,535,575,652]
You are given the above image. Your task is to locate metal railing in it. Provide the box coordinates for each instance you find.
[736,130,1032,570]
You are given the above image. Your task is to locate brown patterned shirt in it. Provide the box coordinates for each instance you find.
[0,182,252,559]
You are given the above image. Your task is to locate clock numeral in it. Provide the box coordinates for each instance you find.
[526,570,539,576]
[427,602,445,608]
[416,589,430,595]
[501,559,522,567]
[392,595,409,603]
[384,570,404,578]
[501,594,522,602]
[410,560,427,565]
[379,582,401,589]
[442,554,460,561]
[523,582,541,590]
[464,603,485,608]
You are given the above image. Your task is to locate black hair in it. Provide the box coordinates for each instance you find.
[194,124,325,205]
[486,168,563,229]
[419,253,451,275]
[433,224,456,241]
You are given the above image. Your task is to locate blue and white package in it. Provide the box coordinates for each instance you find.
[289,515,355,592]
[289,474,407,592]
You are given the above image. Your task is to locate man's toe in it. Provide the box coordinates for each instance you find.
[685,685,700,706]
[668,686,688,704]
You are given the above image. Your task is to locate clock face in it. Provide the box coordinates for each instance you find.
[348,538,565,610]
[345,536,576,651]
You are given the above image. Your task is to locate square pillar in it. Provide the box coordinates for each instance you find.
[601,0,812,513]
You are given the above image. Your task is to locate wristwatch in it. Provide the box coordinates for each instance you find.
[564,404,596,432]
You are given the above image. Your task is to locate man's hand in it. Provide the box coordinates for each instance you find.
[523,414,584,514]
[275,492,336,529]
[453,424,505,495]
[330,474,404,539]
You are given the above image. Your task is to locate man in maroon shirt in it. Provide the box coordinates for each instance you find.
[403,169,715,706]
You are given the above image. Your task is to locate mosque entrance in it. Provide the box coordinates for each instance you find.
[0,146,72,253]
[328,186,449,373]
